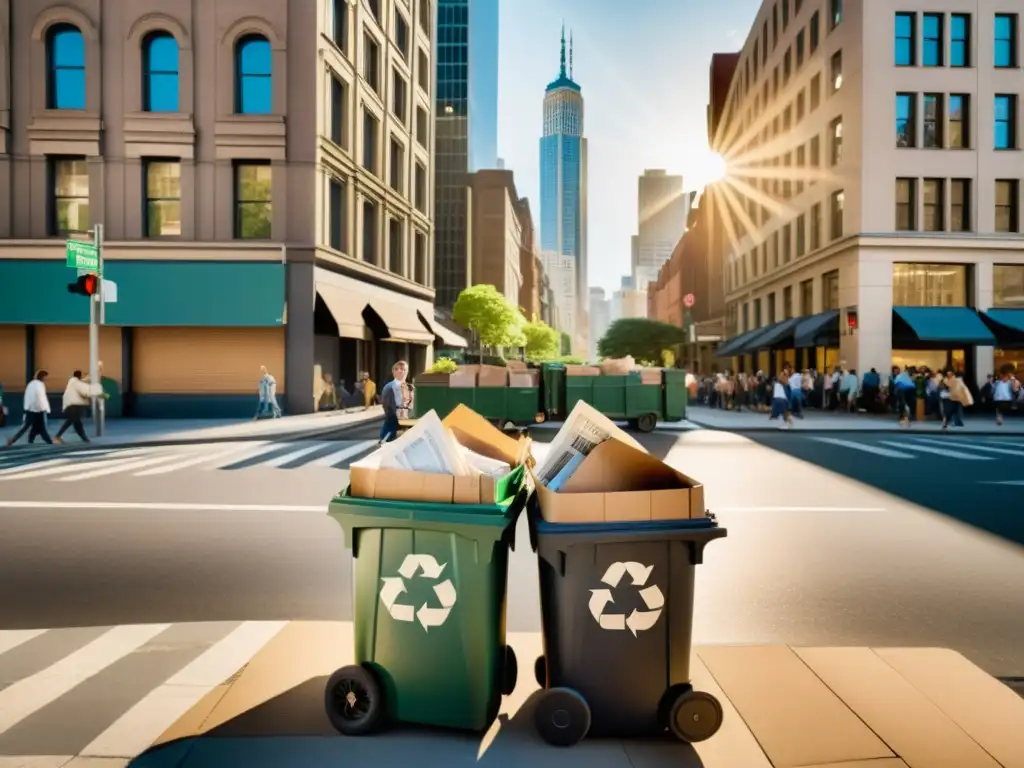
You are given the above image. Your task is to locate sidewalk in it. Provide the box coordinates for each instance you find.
[687,406,1024,434]
[0,406,384,448]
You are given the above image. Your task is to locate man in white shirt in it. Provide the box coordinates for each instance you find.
[993,372,1013,426]
[55,370,102,444]
[5,370,53,446]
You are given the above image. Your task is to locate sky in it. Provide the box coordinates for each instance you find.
[496,0,761,295]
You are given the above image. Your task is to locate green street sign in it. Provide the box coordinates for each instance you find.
[66,240,99,272]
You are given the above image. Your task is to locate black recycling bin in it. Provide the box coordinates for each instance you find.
[529,511,727,747]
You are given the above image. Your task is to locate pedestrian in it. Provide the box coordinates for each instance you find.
[788,367,804,418]
[894,367,917,427]
[993,371,1013,426]
[941,370,970,430]
[5,370,53,446]
[379,360,409,444]
[768,371,793,428]
[54,370,102,444]
[254,365,282,420]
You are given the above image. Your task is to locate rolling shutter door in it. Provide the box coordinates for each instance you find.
[133,327,285,394]
[0,326,27,392]
[34,326,123,385]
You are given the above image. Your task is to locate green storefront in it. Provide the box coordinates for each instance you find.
[0,259,286,419]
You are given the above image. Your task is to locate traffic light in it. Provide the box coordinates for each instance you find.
[68,273,99,296]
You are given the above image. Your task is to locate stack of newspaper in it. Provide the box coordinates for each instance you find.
[353,410,510,478]
[532,401,644,491]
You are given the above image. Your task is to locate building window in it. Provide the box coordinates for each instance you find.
[414,231,428,285]
[894,13,915,66]
[362,108,378,173]
[782,0,789,28]
[995,14,1017,68]
[417,48,429,92]
[950,14,969,67]
[895,178,916,231]
[330,76,346,146]
[142,32,179,112]
[950,179,970,232]
[810,202,822,249]
[822,270,839,311]
[922,13,943,66]
[996,179,1019,233]
[364,33,380,93]
[235,36,272,114]
[388,219,404,274]
[796,91,805,120]
[993,265,1024,307]
[892,264,967,307]
[896,93,916,147]
[796,29,805,66]
[367,0,381,23]
[796,214,806,256]
[388,136,403,192]
[829,117,842,164]
[49,157,89,234]
[46,24,86,109]
[767,292,777,324]
[810,135,820,168]
[830,51,842,92]
[830,190,844,239]
[395,12,410,57]
[330,0,347,52]
[418,0,431,36]
[829,0,842,30]
[810,11,819,52]
[800,279,813,315]
[754,298,762,328]
[414,162,426,213]
[995,95,1016,149]
[810,74,821,110]
[362,198,378,263]
[772,5,778,48]
[922,179,944,232]
[782,224,792,262]
[415,106,428,148]
[234,162,271,239]
[923,94,942,147]
[144,160,181,237]
[783,286,793,319]
[948,94,968,148]
[329,178,345,252]
[784,48,792,83]
[392,70,407,122]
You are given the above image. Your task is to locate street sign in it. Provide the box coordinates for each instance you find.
[66,240,99,271]
[101,279,117,303]
[683,293,695,308]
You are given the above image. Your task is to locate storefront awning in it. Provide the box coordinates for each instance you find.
[715,326,765,357]
[980,309,1024,342]
[365,299,435,344]
[794,310,840,348]
[315,283,370,340]
[735,317,801,354]
[892,306,996,345]
[427,314,469,348]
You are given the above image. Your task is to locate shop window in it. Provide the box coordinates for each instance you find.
[993,264,1024,308]
[892,263,968,306]
[822,269,839,311]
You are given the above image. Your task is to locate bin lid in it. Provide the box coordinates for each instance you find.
[533,516,719,535]
[330,487,520,528]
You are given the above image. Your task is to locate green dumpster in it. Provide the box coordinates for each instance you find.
[323,467,527,735]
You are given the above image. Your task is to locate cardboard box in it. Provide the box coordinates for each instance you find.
[532,437,705,523]
[638,367,663,385]
[478,364,509,387]
[415,372,450,386]
[506,360,527,371]
[565,365,601,376]
[350,405,530,505]
[450,364,478,388]
[509,369,540,387]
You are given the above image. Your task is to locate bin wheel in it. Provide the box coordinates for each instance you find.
[534,655,546,687]
[501,645,518,695]
[637,412,658,433]
[324,664,384,736]
[534,687,590,747]
[668,689,723,743]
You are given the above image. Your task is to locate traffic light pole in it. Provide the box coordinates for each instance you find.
[89,224,104,437]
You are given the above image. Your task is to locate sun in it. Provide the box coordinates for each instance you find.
[685,149,728,189]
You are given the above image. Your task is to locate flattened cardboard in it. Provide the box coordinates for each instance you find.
[564,365,600,376]
[349,404,528,505]
[449,370,477,388]
[532,437,705,523]
[509,370,540,387]
[478,364,509,387]
[415,372,450,386]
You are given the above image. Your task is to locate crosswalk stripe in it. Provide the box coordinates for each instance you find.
[907,437,1024,457]
[306,439,379,467]
[206,441,293,469]
[0,453,157,481]
[80,621,287,758]
[132,443,260,476]
[878,440,992,460]
[0,624,171,735]
[55,453,184,481]
[0,630,48,657]
[0,457,75,476]
[259,443,330,468]
[810,437,915,458]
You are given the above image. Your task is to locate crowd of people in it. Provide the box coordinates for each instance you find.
[695,364,1022,428]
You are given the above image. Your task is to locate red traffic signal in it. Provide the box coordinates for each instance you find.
[68,274,98,296]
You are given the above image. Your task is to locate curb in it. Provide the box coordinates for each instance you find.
[690,425,1024,435]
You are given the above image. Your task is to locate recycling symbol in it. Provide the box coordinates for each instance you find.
[379,554,457,631]
[589,561,664,636]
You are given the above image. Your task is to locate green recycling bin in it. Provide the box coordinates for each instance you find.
[323,469,527,736]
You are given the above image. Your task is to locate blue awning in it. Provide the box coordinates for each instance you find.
[735,317,801,354]
[716,326,765,357]
[892,306,995,344]
[982,309,1024,334]
[794,310,839,348]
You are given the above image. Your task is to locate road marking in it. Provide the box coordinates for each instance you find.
[81,621,287,758]
[0,453,156,480]
[205,441,294,469]
[0,457,75,476]
[979,480,1024,486]
[56,453,183,481]
[908,437,1024,457]
[260,443,329,468]
[0,624,170,734]
[132,443,260,476]
[0,501,325,512]
[307,439,379,467]
[718,506,888,512]
[878,440,991,460]
[809,436,915,458]
[0,629,48,657]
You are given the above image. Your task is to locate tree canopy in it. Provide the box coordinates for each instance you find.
[452,284,525,348]
[522,318,560,360]
[597,317,686,365]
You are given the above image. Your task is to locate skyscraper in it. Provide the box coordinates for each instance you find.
[539,25,588,353]
[434,0,500,311]
[633,170,688,291]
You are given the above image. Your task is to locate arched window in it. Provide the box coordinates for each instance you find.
[143,32,180,112]
[235,35,272,114]
[46,23,85,109]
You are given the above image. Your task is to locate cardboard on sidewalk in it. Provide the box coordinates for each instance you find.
[350,404,530,505]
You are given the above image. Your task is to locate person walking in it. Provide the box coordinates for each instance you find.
[54,370,102,444]
[993,371,1013,426]
[254,365,282,419]
[940,369,971,429]
[5,370,53,446]
[379,360,409,444]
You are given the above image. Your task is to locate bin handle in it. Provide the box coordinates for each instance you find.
[549,527,727,566]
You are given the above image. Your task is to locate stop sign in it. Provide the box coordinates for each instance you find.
[683,293,695,308]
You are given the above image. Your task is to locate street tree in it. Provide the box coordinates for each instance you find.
[523,318,560,360]
[597,317,686,365]
[452,284,525,349]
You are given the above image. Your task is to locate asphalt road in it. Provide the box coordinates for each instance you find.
[0,425,1022,763]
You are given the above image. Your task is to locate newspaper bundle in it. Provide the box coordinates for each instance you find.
[533,401,645,490]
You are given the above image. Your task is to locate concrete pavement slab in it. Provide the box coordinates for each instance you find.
[687,407,1024,433]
